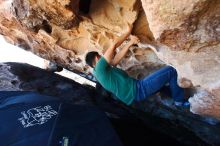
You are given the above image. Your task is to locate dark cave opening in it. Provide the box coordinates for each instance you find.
[42,20,52,34]
[66,0,91,21]
[79,0,91,14]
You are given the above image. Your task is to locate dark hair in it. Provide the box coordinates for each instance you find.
[85,51,99,68]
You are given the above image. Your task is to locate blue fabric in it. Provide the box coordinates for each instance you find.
[0,91,123,146]
[0,91,59,108]
[135,66,184,102]
[49,104,123,146]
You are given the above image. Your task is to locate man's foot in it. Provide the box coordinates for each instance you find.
[174,101,190,111]
[174,101,190,108]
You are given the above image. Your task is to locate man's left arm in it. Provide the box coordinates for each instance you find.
[111,35,140,66]
[103,25,132,64]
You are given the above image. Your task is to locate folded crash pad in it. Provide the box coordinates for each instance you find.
[0,91,123,146]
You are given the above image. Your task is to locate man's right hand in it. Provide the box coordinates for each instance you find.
[130,35,140,45]
[104,23,134,65]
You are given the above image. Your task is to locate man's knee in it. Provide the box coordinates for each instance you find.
[163,66,175,71]
[165,66,177,76]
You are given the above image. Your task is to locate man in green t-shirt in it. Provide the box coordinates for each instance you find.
[85,27,189,107]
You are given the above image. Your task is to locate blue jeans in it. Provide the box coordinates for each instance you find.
[134,66,184,102]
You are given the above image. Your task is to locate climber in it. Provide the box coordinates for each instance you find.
[85,26,189,107]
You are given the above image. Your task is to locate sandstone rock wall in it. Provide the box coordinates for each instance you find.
[140,0,220,118]
[0,0,220,119]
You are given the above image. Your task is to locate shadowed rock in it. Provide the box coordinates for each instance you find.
[1,62,220,145]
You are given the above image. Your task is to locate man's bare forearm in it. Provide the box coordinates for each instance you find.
[111,35,140,66]
[111,42,133,66]
[114,30,131,48]
[103,27,132,64]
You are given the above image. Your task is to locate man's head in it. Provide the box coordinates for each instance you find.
[85,51,101,68]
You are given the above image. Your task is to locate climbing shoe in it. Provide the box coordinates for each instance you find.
[174,101,190,108]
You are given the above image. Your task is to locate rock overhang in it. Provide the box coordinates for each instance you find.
[0,0,220,119]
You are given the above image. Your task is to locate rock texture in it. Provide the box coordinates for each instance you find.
[140,0,220,119]
[0,0,220,119]
[0,0,162,76]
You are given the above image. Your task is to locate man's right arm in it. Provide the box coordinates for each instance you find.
[103,25,132,64]
[111,35,139,66]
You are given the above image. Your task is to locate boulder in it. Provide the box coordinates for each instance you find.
[0,0,220,119]
[1,62,220,145]
[140,0,220,118]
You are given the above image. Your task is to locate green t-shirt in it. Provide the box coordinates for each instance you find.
[93,57,136,105]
